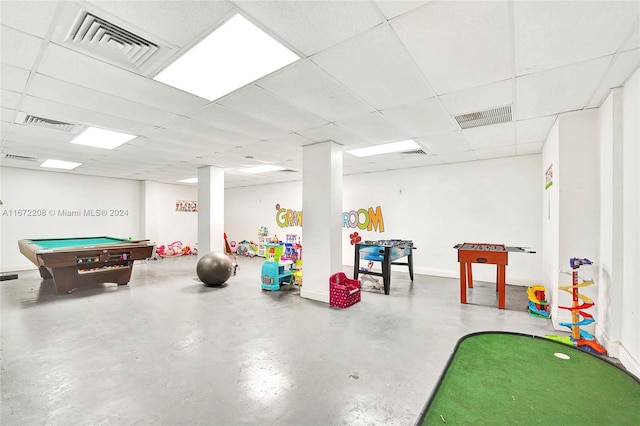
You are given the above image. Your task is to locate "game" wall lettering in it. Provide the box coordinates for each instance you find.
[275,204,384,233]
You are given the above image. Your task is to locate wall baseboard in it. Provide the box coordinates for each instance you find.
[618,345,640,380]
[300,288,329,304]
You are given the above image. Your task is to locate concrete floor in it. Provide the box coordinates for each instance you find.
[1,255,558,425]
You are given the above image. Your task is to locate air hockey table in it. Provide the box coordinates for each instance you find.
[354,239,416,295]
[454,242,535,309]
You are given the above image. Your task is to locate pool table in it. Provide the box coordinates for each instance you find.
[18,237,155,294]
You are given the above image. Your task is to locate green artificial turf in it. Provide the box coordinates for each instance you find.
[419,332,640,425]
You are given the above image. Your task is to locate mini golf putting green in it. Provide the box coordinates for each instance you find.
[417,332,640,425]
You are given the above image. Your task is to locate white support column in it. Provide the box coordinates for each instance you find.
[197,166,224,256]
[300,141,343,303]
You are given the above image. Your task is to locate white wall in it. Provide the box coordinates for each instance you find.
[0,168,143,271]
[541,120,560,315]
[619,68,640,376]
[226,155,543,285]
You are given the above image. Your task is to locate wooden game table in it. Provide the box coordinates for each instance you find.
[454,242,535,309]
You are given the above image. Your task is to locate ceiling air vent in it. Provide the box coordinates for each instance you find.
[454,105,512,129]
[277,169,299,173]
[69,12,159,69]
[52,3,178,76]
[3,154,39,162]
[399,149,428,156]
[19,114,77,132]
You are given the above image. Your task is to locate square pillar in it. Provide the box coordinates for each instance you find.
[197,166,224,256]
[301,141,343,302]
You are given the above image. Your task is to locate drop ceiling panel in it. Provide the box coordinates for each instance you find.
[375,1,431,20]
[258,60,375,122]
[516,142,544,156]
[165,117,258,146]
[514,1,640,76]
[87,0,234,46]
[439,80,513,117]
[2,121,76,142]
[0,1,58,38]
[382,97,459,138]
[400,153,442,168]
[234,1,383,55]
[0,26,43,69]
[475,145,516,160]
[463,122,515,150]
[218,85,328,132]
[516,56,613,120]
[37,44,209,115]
[20,95,158,136]
[0,63,30,93]
[623,24,639,51]
[436,150,478,164]
[312,24,434,110]
[1,89,21,109]
[392,1,512,94]
[416,131,472,155]
[336,112,409,144]
[143,128,232,151]
[28,74,181,126]
[297,123,367,146]
[516,116,556,145]
[587,48,640,108]
[188,104,287,140]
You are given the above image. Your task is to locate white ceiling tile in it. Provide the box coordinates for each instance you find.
[463,122,515,150]
[0,64,30,93]
[1,89,21,110]
[28,74,181,127]
[587,49,640,108]
[516,142,544,156]
[0,1,59,38]
[416,131,472,154]
[398,152,443,168]
[392,1,512,94]
[313,24,434,110]
[514,1,639,76]
[0,26,43,69]
[20,95,158,136]
[298,123,367,146]
[474,145,516,160]
[516,56,612,120]
[439,80,513,116]
[189,104,288,140]
[516,116,556,145]
[375,1,431,20]
[37,44,209,115]
[165,117,258,147]
[336,112,409,144]
[623,24,639,51]
[382,97,459,137]
[218,84,328,132]
[258,60,375,122]
[235,1,383,55]
[436,150,478,164]
[87,0,234,47]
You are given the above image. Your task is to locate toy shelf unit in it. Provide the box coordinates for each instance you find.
[261,243,293,291]
[257,234,270,257]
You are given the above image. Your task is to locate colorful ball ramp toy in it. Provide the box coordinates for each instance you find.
[526,285,550,318]
[557,257,606,355]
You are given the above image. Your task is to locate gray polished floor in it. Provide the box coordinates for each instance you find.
[1,255,558,425]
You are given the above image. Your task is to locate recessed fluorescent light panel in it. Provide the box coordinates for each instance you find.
[179,178,198,183]
[70,127,136,150]
[153,14,299,101]
[346,140,422,157]
[40,159,82,170]
[239,165,284,174]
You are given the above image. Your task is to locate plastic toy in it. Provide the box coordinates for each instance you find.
[526,285,549,318]
[557,258,606,354]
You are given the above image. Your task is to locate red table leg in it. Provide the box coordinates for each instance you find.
[459,261,467,304]
[467,263,473,288]
[498,264,506,309]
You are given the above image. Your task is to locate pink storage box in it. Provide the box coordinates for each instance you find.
[329,272,361,308]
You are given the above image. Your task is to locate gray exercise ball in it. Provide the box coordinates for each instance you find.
[197,252,233,286]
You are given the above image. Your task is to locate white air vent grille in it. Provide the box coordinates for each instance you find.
[455,105,512,129]
[52,3,178,76]
[3,154,39,162]
[20,114,77,132]
[277,169,299,173]
[399,149,428,156]
[69,12,159,69]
